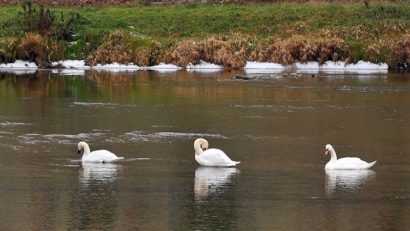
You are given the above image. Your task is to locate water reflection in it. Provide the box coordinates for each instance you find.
[2,70,410,230]
[194,167,239,201]
[79,162,121,186]
[325,169,375,195]
[75,163,121,230]
[192,167,239,230]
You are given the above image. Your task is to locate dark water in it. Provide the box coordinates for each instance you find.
[0,70,410,230]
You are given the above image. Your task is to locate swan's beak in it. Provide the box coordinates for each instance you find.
[77,150,81,155]
[324,149,329,156]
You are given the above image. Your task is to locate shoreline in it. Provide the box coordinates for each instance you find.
[0,60,388,75]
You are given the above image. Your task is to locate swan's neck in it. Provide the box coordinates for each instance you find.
[82,143,91,157]
[329,148,338,162]
[194,145,203,155]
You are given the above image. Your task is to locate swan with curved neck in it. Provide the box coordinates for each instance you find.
[78,141,124,163]
[194,138,240,167]
[324,144,376,170]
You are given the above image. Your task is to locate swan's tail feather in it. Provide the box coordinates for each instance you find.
[114,157,125,161]
[229,161,240,166]
[367,160,377,168]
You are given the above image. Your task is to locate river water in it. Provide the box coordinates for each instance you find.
[0,70,410,230]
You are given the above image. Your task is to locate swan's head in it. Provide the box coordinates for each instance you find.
[324,144,333,155]
[194,138,209,154]
[77,141,88,154]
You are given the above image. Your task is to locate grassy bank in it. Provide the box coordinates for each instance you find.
[0,3,409,69]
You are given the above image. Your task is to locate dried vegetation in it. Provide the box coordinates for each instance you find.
[389,35,410,69]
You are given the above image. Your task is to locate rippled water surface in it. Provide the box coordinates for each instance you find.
[1,70,410,230]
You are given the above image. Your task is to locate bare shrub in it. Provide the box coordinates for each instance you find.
[18,0,81,40]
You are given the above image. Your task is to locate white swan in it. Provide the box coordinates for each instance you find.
[77,141,124,163]
[194,138,240,167]
[324,144,376,170]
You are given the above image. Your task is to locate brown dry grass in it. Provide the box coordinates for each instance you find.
[364,42,388,64]
[134,49,150,66]
[171,40,201,67]
[197,37,246,69]
[248,36,349,65]
[86,30,172,67]
[86,30,134,66]
[0,37,18,63]
[6,30,409,70]
[149,44,172,66]
[16,33,49,66]
[389,35,410,69]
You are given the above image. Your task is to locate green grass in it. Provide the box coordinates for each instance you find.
[1,3,409,40]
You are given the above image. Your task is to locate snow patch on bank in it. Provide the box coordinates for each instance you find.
[321,61,388,73]
[295,62,320,70]
[244,62,284,74]
[0,60,38,75]
[93,62,140,71]
[0,60,37,69]
[145,63,181,72]
[0,59,389,74]
[245,60,388,74]
[187,60,223,73]
[52,60,89,69]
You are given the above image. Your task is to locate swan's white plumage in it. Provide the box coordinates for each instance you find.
[324,144,376,170]
[78,141,124,163]
[194,138,240,167]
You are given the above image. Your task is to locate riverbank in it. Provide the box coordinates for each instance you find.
[0,59,388,76]
[0,3,409,70]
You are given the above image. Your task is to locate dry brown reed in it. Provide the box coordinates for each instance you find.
[364,43,388,64]
[171,40,201,67]
[197,37,246,69]
[0,37,18,63]
[169,36,247,69]
[86,30,173,67]
[134,49,150,66]
[389,35,410,69]
[149,44,172,66]
[248,36,349,65]
[16,33,49,66]
[86,30,134,66]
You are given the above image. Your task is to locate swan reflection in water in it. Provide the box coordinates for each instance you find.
[79,162,121,186]
[194,167,239,201]
[325,169,375,195]
[77,162,121,229]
